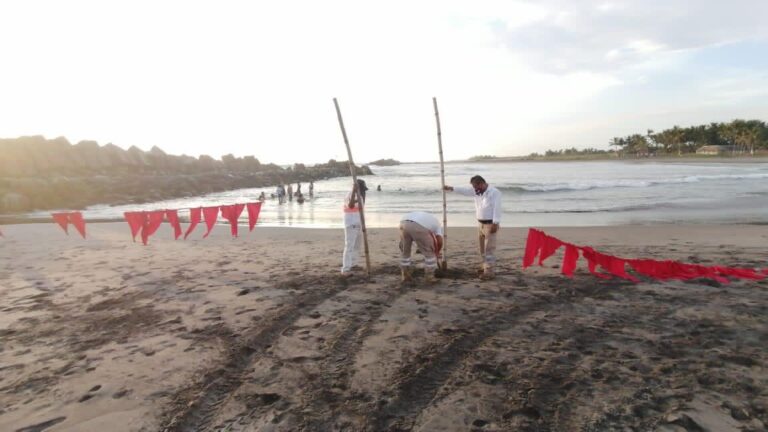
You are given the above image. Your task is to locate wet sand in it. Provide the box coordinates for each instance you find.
[0,223,767,431]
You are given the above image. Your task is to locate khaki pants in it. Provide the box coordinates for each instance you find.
[478,223,498,271]
[399,220,438,270]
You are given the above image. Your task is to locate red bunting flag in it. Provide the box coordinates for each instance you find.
[220,204,245,237]
[562,244,579,277]
[141,210,166,245]
[124,212,144,242]
[52,213,70,234]
[246,202,262,232]
[522,228,543,268]
[52,212,86,238]
[69,212,86,239]
[165,209,182,240]
[523,228,766,283]
[184,208,202,240]
[202,206,220,238]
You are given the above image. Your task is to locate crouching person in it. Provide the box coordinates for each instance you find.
[399,211,443,284]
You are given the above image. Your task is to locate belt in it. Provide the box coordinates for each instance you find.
[478,219,494,224]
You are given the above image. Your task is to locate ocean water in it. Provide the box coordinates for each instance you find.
[70,161,768,228]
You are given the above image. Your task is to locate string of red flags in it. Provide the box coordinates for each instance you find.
[124,202,263,245]
[51,211,87,239]
[523,228,767,283]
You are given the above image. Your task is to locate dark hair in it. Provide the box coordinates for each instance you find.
[356,179,368,201]
[470,175,486,184]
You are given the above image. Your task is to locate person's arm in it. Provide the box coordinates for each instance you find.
[347,190,357,209]
[491,189,502,233]
[448,186,476,197]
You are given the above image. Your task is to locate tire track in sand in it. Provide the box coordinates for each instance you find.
[160,274,356,432]
[296,283,411,431]
[366,279,621,431]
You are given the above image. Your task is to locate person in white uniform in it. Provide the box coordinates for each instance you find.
[444,175,502,280]
[399,211,443,284]
[341,179,368,276]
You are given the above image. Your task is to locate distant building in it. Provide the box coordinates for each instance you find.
[696,145,737,155]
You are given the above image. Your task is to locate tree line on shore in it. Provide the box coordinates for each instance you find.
[472,119,768,160]
[608,119,768,156]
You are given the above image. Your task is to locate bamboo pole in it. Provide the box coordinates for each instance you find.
[433,97,448,271]
[333,98,372,277]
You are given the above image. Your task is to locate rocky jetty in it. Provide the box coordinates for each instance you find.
[0,136,372,213]
[368,158,401,166]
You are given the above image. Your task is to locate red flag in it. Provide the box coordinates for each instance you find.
[52,212,70,234]
[523,228,543,268]
[538,233,564,266]
[165,209,183,240]
[561,244,579,277]
[69,212,86,239]
[124,212,144,241]
[141,210,166,245]
[202,206,220,238]
[246,202,262,232]
[580,247,612,279]
[184,208,202,240]
[220,204,245,237]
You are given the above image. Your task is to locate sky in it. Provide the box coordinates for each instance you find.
[1,0,767,164]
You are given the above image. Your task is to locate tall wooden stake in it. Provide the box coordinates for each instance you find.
[333,98,372,277]
[433,97,448,271]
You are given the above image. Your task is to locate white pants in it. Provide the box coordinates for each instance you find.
[341,224,363,273]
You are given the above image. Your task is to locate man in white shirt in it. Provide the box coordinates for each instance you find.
[399,211,443,284]
[444,175,502,280]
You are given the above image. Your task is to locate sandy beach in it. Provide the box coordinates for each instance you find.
[1,222,767,431]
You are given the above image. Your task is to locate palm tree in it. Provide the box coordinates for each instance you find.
[668,126,686,156]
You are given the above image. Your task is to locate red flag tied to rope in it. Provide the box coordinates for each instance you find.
[52,212,87,238]
[523,228,766,283]
[141,211,166,245]
[220,204,246,237]
[184,208,203,240]
[124,212,144,242]
[202,206,220,238]
[246,202,262,232]
[165,209,183,240]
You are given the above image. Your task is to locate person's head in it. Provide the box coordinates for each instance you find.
[470,175,488,195]
[355,179,368,200]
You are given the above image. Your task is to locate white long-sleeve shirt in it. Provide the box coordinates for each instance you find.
[401,211,443,236]
[453,185,502,224]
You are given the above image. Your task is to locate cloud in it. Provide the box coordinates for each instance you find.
[489,0,768,74]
